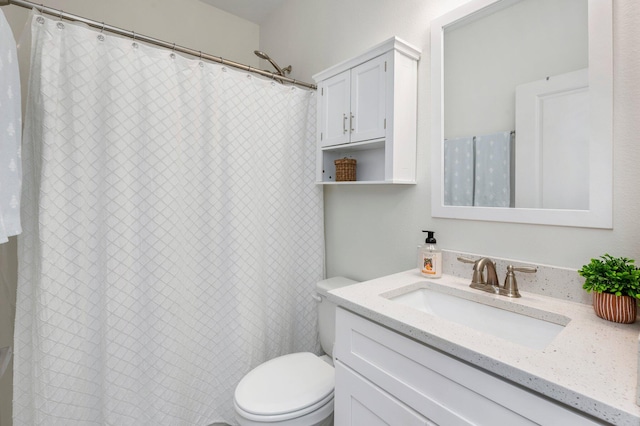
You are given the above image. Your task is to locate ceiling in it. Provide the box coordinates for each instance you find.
[199,0,286,24]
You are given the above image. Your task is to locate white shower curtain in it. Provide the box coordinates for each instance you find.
[15,13,323,426]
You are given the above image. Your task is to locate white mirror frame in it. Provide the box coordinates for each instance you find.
[431,0,613,229]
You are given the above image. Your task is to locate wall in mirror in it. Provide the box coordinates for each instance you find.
[431,0,612,228]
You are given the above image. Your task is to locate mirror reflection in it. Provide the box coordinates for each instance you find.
[443,0,588,209]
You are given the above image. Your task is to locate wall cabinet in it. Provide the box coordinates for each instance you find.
[313,37,420,184]
[319,54,387,148]
[334,308,607,426]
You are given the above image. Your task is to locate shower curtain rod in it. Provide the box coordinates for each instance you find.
[1,0,317,90]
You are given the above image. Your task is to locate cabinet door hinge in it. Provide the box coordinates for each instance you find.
[384,118,387,129]
[321,87,324,96]
[384,61,387,72]
[320,132,323,141]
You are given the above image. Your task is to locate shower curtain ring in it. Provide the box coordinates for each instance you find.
[131,31,139,48]
[58,8,63,21]
[100,22,105,33]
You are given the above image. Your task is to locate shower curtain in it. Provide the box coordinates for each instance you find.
[15,13,323,426]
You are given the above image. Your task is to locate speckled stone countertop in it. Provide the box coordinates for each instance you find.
[328,269,640,425]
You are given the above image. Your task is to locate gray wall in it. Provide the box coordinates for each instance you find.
[444,0,588,138]
[260,0,640,281]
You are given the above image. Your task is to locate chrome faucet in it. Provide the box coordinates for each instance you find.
[458,257,536,298]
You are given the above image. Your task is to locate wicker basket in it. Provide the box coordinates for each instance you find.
[334,157,357,182]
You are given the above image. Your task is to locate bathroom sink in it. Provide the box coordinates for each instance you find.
[387,287,567,350]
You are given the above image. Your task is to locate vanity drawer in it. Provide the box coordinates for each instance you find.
[334,308,605,426]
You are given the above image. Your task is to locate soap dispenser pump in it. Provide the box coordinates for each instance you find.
[418,230,442,278]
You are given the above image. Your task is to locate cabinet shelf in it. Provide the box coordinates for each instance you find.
[321,139,385,152]
[317,181,415,185]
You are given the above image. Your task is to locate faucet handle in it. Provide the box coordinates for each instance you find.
[500,265,537,298]
[457,256,478,265]
[512,266,537,274]
[457,256,484,284]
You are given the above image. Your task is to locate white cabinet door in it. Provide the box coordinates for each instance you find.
[350,53,387,143]
[320,70,351,148]
[334,361,435,426]
[515,68,589,210]
[319,54,387,148]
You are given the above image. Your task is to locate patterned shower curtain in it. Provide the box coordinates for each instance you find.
[15,12,323,425]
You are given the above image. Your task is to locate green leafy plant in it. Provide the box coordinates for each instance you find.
[578,254,640,299]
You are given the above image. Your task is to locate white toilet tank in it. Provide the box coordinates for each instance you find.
[316,277,357,358]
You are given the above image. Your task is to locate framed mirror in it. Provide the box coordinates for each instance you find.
[430,0,612,228]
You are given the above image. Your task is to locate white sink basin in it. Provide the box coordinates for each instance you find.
[388,287,567,350]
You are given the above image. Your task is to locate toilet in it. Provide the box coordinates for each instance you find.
[233,277,357,426]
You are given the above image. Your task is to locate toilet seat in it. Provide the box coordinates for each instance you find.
[234,394,334,423]
[234,352,335,422]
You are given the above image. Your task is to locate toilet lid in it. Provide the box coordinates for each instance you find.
[234,352,334,417]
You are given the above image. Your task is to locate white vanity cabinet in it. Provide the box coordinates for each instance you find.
[334,308,607,426]
[313,37,420,184]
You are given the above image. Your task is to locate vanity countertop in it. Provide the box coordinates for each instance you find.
[328,269,640,425]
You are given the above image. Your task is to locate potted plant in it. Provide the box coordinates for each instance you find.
[578,254,640,324]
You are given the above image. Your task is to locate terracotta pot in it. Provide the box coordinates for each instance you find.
[592,292,638,324]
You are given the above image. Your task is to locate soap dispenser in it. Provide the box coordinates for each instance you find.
[417,231,442,278]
